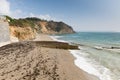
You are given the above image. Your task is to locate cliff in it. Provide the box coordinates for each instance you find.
[6,16,75,40]
[37,21,75,34]
[10,26,36,41]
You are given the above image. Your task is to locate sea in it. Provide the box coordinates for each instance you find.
[51,32,120,80]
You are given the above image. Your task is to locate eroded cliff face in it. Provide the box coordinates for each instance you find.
[10,26,36,41]
[7,16,75,40]
[37,21,75,34]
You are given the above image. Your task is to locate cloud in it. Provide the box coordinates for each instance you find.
[10,9,24,18]
[0,0,26,19]
[29,13,56,21]
[0,0,60,21]
[0,0,11,15]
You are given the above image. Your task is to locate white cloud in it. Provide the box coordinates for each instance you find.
[0,0,11,15]
[11,9,24,18]
[0,0,60,21]
[29,13,56,21]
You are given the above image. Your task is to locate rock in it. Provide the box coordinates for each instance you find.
[6,16,75,40]
[34,41,79,50]
[37,21,75,34]
[10,26,36,41]
[0,41,79,50]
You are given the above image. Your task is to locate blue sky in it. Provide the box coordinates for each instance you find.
[1,0,120,32]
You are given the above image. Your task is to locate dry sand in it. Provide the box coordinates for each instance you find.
[34,34,53,41]
[0,34,99,80]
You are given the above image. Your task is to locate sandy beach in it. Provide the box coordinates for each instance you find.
[0,34,99,80]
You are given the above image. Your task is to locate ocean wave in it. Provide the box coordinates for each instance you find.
[50,34,118,80]
[94,46,103,50]
[69,50,113,80]
[50,36,68,43]
[94,46,120,53]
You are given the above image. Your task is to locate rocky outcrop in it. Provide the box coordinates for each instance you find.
[34,41,79,50]
[37,21,75,34]
[10,26,36,41]
[6,16,75,40]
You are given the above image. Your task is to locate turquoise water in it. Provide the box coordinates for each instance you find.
[55,32,120,47]
[52,32,120,80]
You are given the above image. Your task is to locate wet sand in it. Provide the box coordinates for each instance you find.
[0,34,99,80]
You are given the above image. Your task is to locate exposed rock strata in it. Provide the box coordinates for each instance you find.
[6,16,75,40]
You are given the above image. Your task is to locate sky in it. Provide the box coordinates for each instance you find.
[0,0,120,32]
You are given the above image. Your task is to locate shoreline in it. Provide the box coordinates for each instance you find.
[50,35,101,79]
[37,34,99,80]
[0,34,99,80]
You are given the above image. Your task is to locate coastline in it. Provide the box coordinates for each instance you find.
[37,34,99,80]
[0,34,99,80]
[50,32,120,80]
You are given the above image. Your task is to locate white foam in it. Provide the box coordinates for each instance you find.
[51,35,113,80]
[69,50,113,80]
[50,36,68,42]
[94,46,103,50]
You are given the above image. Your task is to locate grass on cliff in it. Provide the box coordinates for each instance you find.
[5,16,75,34]
[5,16,44,29]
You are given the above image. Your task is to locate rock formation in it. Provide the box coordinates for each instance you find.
[37,21,75,34]
[6,16,75,40]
